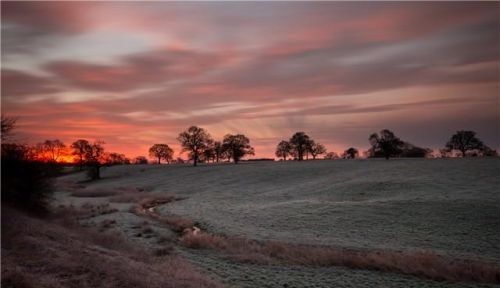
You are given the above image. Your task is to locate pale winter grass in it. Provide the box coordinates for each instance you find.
[181,232,500,284]
[108,186,153,203]
[109,192,148,203]
[1,206,223,288]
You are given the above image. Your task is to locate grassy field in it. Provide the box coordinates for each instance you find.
[26,158,500,287]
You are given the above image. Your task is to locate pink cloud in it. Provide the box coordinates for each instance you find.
[2,2,498,158]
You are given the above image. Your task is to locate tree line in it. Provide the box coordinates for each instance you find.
[275,129,496,161]
[2,115,497,178]
[2,116,496,213]
[148,127,254,166]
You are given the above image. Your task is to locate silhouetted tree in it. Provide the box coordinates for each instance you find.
[445,130,484,157]
[400,143,432,158]
[213,141,228,163]
[37,139,66,162]
[202,139,216,163]
[149,144,174,164]
[439,148,451,158]
[1,115,16,141]
[480,146,498,157]
[105,152,127,165]
[1,120,55,212]
[369,129,404,160]
[308,141,327,160]
[324,152,339,160]
[290,132,311,161]
[71,139,91,170]
[342,147,359,159]
[135,156,148,164]
[177,126,213,166]
[222,134,255,164]
[275,140,292,161]
[85,141,105,180]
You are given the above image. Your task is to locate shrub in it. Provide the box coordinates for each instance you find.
[1,144,57,213]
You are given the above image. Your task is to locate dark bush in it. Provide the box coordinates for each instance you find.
[1,144,57,213]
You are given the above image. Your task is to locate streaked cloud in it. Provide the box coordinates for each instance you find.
[2,2,498,158]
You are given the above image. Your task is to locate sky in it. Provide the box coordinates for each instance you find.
[1,1,499,159]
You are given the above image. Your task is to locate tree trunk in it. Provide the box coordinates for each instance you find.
[193,153,198,166]
[461,149,466,157]
[158,157,161,164]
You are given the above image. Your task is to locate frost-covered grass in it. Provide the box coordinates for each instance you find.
[55,158,500,286]
[180,231,500,283]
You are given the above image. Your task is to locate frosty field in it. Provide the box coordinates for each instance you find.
[56,158,500,287]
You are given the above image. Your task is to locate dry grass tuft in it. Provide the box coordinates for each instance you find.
[128,195,194,233]
[162,216,195,233]
[74,203,119,219]
[1,205,223,288]
[138,195,176,209]
[154,245,174,257]
[180,232,500,284]
[99,219,116,230]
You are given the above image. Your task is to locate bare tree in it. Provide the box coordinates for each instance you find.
[445,130,484,157]
[38,140,66,162]
[324,152,339,160]
[1,115,17,141]
[368,129,404,160]
[400,143,432,158]
[105,152,127,165]
[149,144,174,164]
[213,141,226,163]
[135,156,148,164]
[222,134,255,164]
[342,147,359,159]
[290,132,311,161]
[85,141,105,180]
[177,126,212,166]
[275,140,292,161]
[439,148,451,158]
[71,139,91,170]
[202,139,216,163]
[309,141,327,160]
[1,120,55,211]
[480,146,498,157]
